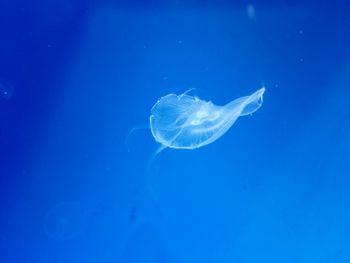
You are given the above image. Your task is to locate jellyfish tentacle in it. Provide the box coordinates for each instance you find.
[125,125,150,152]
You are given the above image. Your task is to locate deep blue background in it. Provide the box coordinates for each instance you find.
[1,0,350,262]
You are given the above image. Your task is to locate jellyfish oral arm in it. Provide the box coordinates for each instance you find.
[234,87,265,116]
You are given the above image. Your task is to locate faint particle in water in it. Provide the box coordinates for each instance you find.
[119,222,166,263]
[129,206,137,224]
[149,87,265,152]
[246,4,256,21]
[89,199,115,217]
[0,80,14,100]
[43,202,88,241]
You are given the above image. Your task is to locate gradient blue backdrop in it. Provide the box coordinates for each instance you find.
[1,0,350,262]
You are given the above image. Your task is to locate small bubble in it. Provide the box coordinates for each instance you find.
[0,80,14,100]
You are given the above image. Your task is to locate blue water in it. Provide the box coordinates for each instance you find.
[1,1,350,262]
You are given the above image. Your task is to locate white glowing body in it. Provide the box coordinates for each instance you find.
[150,87,265,149]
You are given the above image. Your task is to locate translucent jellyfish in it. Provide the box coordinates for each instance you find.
[43,202,88,241]
[150,87,265,150]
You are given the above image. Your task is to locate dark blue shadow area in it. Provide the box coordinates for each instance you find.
[0,1,350,263]
[0,1,88,194]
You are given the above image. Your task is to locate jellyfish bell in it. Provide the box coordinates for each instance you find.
[43,202,88,241]
[125,88,198,152]
[150,87,265,151]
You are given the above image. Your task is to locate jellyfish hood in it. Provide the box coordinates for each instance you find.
[150,87,265,149]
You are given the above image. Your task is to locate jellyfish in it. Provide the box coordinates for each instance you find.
[150,87,265,152]
[43,202,88,241]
